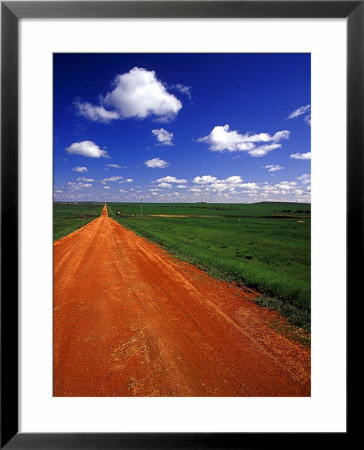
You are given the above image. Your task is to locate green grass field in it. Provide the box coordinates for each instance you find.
[107,202,311,332]
[53,202,103,241]
[106,201,310,218]
[53,201,311,333]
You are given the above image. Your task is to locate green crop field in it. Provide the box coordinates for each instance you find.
[53,202,103,241]
[107,202,311,332]
[53,201,311,333]
[106,201,310,218]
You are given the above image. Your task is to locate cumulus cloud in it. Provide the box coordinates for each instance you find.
[139,172,310,203]
[77,177,95,182]
[274,181,297,190]
[156,176,187,184]
[76,67,182,123]
[104,68,181,120]
[212,177,255,192]
[193,175,217,184]
[290,152,311,160]
[297,173,311,184]
[145,158,169,168]
[152,128,174,146]
[74,101,120,123]
[66,141,109,158]
[241,182,259,190]
[294,189,304,195]
[254,179,311,200]
[72,166,88,173]
[191,175,253,193]
[287,104,311,119]
[197,125,289,157]
[223,176,244,184]
[264,164,284,172]
[102,176,123,184]
[67,181,93,190]
[248,144,281,157]
[193,175,243,185]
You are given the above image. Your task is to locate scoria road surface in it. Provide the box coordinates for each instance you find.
[54,205,310,396]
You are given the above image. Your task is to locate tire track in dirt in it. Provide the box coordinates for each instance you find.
[54,204,310,396]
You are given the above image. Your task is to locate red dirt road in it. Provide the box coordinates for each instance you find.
[54,205,310,396]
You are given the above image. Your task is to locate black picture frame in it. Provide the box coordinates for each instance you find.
[1,1,357,448]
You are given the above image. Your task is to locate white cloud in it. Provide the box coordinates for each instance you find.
[102,176,123,184]
[157,176,187,184]
[77,177,95,182]
[304,114,311,126]
[191,175,250,193]
[107,67,182,120]
[274,181,297,190]
[72,166,88,173]
[290,152,311,160]
[152,128,174,146]
[193,175,217,184]
[74,101,120,123]
[197,124,289,157]
[177,185,187,189]
[104,186,110,190]
[173,84,191,100]
[133,174,311,203]
[76,67,182,122]
[297,173,311,184]
[66,141,108,158]
[287,104,311,119]
[106,163,121,168]
[264,164,284,172]
[224,176,244,184]
[248,144,281,158]
[145,158,169,168]
[193,175,243,186]
[67,181,93,190]
[241,182,259,189]
[210,177,252,192]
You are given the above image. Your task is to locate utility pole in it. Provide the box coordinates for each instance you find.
[140,197,143,219]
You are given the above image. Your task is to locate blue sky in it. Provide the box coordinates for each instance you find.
[54,53,311,203]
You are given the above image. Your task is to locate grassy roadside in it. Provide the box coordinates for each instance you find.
[107,203,311,335]
[53,203,103,241]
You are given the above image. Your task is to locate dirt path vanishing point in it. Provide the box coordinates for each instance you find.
[54,204,310,397]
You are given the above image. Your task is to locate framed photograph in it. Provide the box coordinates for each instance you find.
[2,1,356,448]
